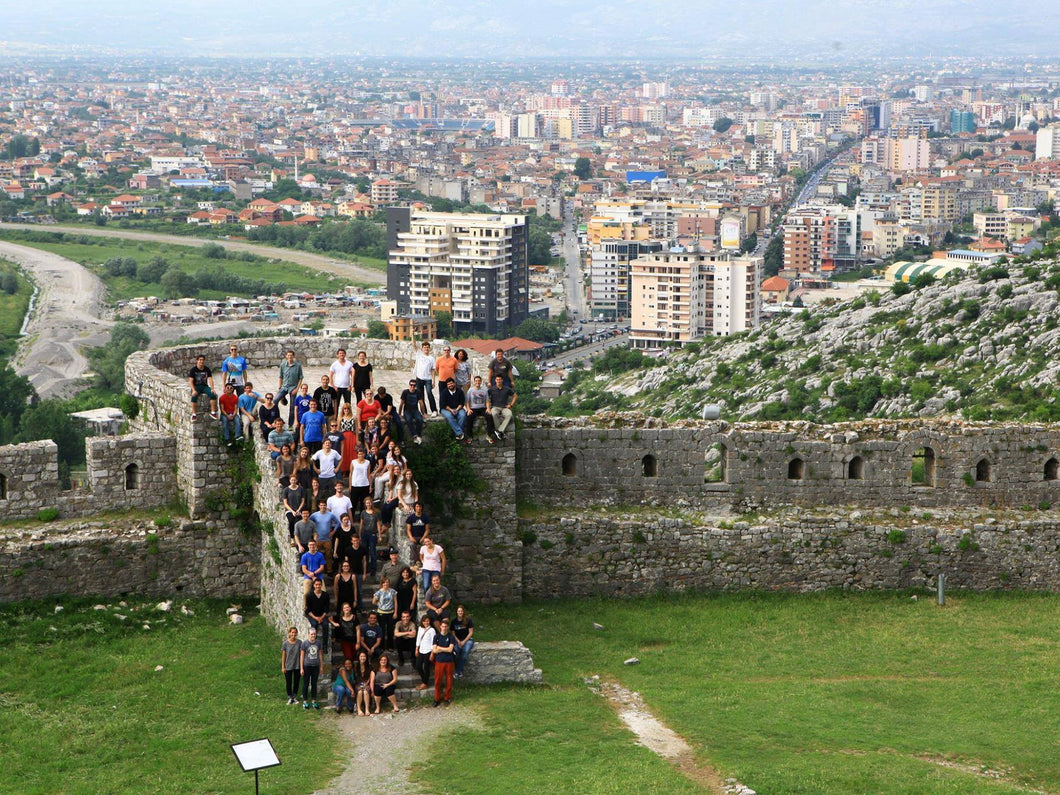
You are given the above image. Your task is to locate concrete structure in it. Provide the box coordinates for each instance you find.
[588,239,663,321]
[386,208,529,337]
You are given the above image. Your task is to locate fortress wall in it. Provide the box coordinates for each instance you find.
[0,517,259,603]
[518,513,1060,599]
[517,419,1060,512]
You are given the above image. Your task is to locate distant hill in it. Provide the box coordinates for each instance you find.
[558,257,1060,423]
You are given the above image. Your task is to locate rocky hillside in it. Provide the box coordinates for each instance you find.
[561,256,1060,423]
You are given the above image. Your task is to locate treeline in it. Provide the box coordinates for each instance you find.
[247,219,387,260]
[102,256,287,298]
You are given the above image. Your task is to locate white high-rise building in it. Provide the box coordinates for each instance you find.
[1036,125,1060,160]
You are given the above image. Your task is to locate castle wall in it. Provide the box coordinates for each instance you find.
[518,514,1060,599]
[517,418,1060,512]
[0,517,259,603]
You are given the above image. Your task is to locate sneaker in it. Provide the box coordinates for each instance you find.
[497,431,506,441]
[444,699,451,706]
[280,396,288,406]
[414,436,422,445]
[235,435,245,441]
[287,697,295,705]
[433,700,441,707]
[313,701,320,710]
[227,441,233,447]
[454,673,462,679]
[456,434,464,441]
[209,412,219,420]
[191,413,198,421]
[303,701,310,709]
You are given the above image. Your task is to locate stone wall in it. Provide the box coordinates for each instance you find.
[518,512,1060,599]
[0,434,176,522]
[517,417,1060,512]
[0,516,259,603]
[125,337,489,518]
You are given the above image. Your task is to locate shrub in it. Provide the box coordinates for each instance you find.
[520,530,538,546]
[887,529,907,544]
[37,507,59,522]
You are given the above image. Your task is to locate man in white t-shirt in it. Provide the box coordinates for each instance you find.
[412,341,437,414]
[329,348,355,412]
[312,438,343,498]
[326,481,354,527]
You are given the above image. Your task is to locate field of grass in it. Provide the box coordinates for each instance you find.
[0,258,32,350]
[6,591,1060,794]
[0,232,344,302]
[0,598,340,794]
[422,591,1060,794]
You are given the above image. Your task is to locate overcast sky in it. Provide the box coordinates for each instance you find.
[3,0,1060,60]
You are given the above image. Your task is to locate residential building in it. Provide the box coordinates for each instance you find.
[386,208,529,336]
[589,239,664,321]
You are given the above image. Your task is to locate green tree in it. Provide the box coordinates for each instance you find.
[528,226,552,266]
[713,117,734,133]
[1,134,40,160]
[87,322,150,392]
[160,268,198,299]
[0,365,34,444]
[18,400,88,486]
[573,156,592,180]
[740,232,758,254]
[366,320,390,339]
[763,234,783,277]
[891,280,913,297]
[513,317,561,343]
[0,272,18,294]
[434,311,453,339]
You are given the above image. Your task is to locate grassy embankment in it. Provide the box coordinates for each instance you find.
[5,591,1060,794]
[0,231,346,302]
[0,259,33,357]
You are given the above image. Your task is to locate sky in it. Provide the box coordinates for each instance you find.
[3,0,1060,60]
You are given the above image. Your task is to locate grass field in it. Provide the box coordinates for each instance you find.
[0,232,345,302]
[5,591,1060,794]
[423,591,1060,794]
[0,258,32,346]
[0,598,341,795]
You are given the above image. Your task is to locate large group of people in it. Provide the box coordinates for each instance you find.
[187,341,502,712]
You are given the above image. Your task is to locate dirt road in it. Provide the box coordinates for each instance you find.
[0,223,385,286]
[0,241,112,399]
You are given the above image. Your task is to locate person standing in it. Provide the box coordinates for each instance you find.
[313,375,339,421]
[304,577,330,656]
[300,627,323,709]
[359,496,381,576]
[313,439,343,499]
[432,619,456,706]
[330,602,359,662]
[399,379,424,445]
[452,604,475,679]
[405,501,431,561]
[276,349,304,424]
[257,393,281,442]
[329,348,355,412]
[187,355,218,421]
[487,375,517,442]
[372,577,398,652]
[300,540,326,598]
[281,626,301,705]
[414,613,435,691]
[221,344,249,390]
[424,573,451,629]
[300,399,327,455]
[418,536,446,596]
[412,341,437,415]
[352,350,374,404]
[348,447,372,509]
[292,383,313,434]
[282,474,307,545]
[488,347,515,389]
[453,348,472,393]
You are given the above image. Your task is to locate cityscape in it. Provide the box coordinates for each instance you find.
[5,3,1060,792]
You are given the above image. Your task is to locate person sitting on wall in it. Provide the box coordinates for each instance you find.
[487,374,517,442]
[256,392,280,443]
[218,383,242,446]
[300,539,327,598]
[464,374,495,444]
[187,354,218,421]
[439,378,468,442]
[238,383,262,437]
[267,418,295,460]
[357,610,384,662]
[399,379,424,446]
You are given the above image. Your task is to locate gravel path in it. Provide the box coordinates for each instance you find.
[313,704,483,794]
[0,222,385,286]
[0,240,112,399]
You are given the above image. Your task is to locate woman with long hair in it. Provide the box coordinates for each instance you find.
[329,602,359,662]
[454,348,472,392]
[353,650,373,716]
[332,657,355,715]
[360,495,381,576]
[337,403,358,476]
[275,443,295,488]
[414,613,435,691]
[293,445,314,492]
[371,653,400,713]
[333,561,359,616]
[452,604,476,678]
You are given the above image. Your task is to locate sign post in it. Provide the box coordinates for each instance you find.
[231,738,281,794]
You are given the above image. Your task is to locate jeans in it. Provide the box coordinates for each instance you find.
[455,638,475,675]
[416,379,436,413]
[301,666,319,701]
[421,569,439,595]
[220,413,242,441]
[307,614,330,652]
[362,531,378,574]
[415,651,432,685]
[333,680,354,712]
[441,407,467,437]
[276,387,298,426]
[465,408,494,438]
[402,407,424,438]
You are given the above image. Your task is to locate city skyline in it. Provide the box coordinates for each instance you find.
[4,0,1060,60]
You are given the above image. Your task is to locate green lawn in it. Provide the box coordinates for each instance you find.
[5,591,1059,794]
[0,598,341,795]
[0,232,345,302]
[421,591,1060,794]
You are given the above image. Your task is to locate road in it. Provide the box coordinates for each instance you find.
[0,241,113,399]
[551,331,629,367]
[560,208,585,319]
[0,222,385,286]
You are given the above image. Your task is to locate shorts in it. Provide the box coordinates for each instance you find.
[373,683,396,698]
[191,383,216,402]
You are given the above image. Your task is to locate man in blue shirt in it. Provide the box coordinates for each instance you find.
[300,399,327,455]
[237,383,261,436]
[300,540,326,598]
[221,344,249,389]
[293,384,313,435]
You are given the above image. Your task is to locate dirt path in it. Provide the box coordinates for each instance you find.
[588,676,754,795]
[313,704,483,795]
[0,222,385,286]
[0,241,112,399]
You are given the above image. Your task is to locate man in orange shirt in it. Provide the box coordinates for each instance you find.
[434,345,458,414]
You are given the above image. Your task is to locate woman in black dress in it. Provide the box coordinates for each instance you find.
[395,565,418,619]
[352,350,374,404]
[333,560,359,616]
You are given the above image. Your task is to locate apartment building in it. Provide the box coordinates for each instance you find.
[589,239,664,321]
[629,248,761,349]
[386,208,529,336]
